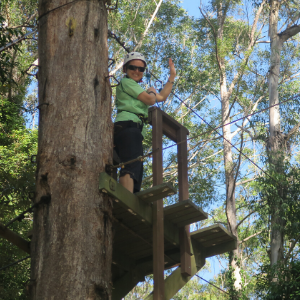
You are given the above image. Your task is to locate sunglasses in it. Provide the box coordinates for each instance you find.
[127,65,145,72]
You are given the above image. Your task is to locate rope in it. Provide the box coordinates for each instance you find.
[38,0,114,21]
[110,148,159,170]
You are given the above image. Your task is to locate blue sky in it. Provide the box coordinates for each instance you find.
[181,0,201,18]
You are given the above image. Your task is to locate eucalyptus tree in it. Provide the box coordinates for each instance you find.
[196,0,270,295]
[266,0,300,269]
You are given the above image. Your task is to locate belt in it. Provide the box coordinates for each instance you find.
[114,120,143,136]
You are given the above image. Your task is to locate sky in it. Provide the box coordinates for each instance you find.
[181,0,201,18]
[176,0,231,289]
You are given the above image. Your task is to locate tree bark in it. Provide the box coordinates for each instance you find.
[268,0,300,267]
[216,2,241,292]
[268,0,284,267]
[30,1,113,299]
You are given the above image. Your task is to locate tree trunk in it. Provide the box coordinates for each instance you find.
[30,1,113,299]
[216,2,241,292]
[268,0,285,267]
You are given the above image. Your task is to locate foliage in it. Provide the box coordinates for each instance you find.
[0,0,38,299]
[256,260,300,299]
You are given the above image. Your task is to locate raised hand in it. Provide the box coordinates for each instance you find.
[169,58,176,79]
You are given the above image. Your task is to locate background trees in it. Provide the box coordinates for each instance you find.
[1,0,300,299]
[0,1,37,298]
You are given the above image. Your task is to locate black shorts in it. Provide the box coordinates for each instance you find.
[114,122,144,193]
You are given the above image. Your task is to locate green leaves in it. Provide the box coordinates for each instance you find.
[256,261,300,299]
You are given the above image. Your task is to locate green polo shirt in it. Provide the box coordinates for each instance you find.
[115,77,148,137]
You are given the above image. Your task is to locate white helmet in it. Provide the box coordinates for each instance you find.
[123,52,147,66]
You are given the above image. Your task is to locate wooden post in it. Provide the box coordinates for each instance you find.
[151,108,165,300]
[177,128,191,276]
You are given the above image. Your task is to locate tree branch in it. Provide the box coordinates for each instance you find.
[236,177,257,186]
[279,24,300,43]
[284,234,300,264]
[256,40,271,43]
[134,0,163,51]
[227,0,266,98]
[239,230,263,244]
[286,120,300,141]
[237,210,257,228]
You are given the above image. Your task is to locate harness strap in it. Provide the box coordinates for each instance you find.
[117,110,148,124]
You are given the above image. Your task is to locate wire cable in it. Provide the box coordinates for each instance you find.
[0,256,30,272]
[196,274,230,295]
[0,29,37,53]
[148,71,294,184]
[107,29,298,184]
[163,93,300,152]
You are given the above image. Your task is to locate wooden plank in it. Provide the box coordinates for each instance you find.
[191,224,237,250]
[0,222,30,254]
[200,234,234,248]
[164,200,207,228]
[100,172,153,224]
[136,183,177,204]
[145,239,205,300]
[148,107,189,142]
[191,224,234,241]
[204,240,237,258]
[151,107,165,300]
[148,107,177,141]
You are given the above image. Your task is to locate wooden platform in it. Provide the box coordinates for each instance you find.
[164,200,207,228]
[98,173,237,300]
[135,183,177,203]
[191,224,237,258]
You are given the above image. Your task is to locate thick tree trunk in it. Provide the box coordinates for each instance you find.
[30,1,113,299]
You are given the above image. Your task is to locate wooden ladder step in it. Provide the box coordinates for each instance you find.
[164,200,208,227]
[135,183,176,204]
[190,224,237,257]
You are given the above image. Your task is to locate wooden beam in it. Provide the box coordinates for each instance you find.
[0,223,30,254]
[112,268,145,300]
[148,107,189,142]
[151,108,165,300]
[145,239,205,300]
[99,172,152,225]
[177,127,191,276]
